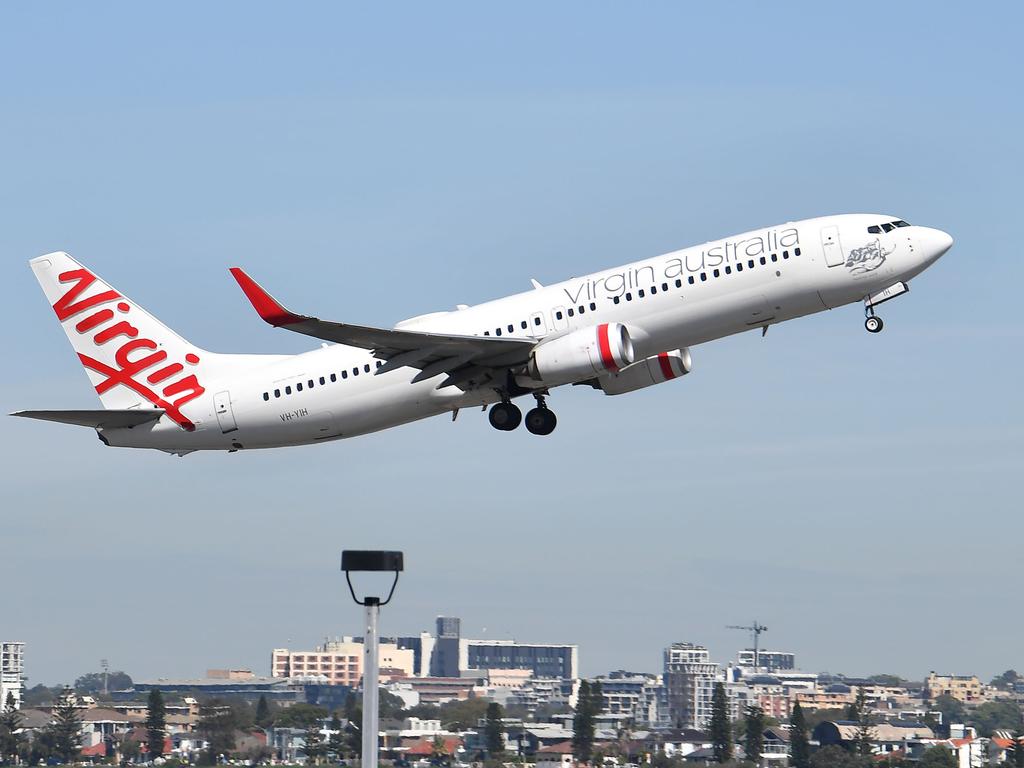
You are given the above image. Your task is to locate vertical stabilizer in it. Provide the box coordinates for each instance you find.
[29,252,208,430]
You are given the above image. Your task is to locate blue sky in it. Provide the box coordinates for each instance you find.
[1,2,1022,687]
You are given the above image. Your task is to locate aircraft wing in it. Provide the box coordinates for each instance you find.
[230,268,535,389]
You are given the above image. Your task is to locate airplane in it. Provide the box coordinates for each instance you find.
[13,214,953,455]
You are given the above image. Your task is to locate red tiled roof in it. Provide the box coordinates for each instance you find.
[402,737,461,756]
[538,740,575,755]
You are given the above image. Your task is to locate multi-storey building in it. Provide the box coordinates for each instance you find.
[462,640,578,680]
[271,638,415,688]
[1,642,24,710]
[430,617,461,678]
[925,673,987,703]
[506,677,578,715]
[664,643,720,730]
[593,671,665,727]
[736,650,796,672]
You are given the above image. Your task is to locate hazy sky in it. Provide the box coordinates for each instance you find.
[2,3,1022,688]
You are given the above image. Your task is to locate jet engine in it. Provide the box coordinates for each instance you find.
[528,322,635,386]
[598,348,692,395]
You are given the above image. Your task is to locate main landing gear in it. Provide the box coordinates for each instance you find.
[864,303,884,334]
[488,400,522,431]
[488,393,557,435]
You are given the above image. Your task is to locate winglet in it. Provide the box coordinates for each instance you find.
[229,267,304,326]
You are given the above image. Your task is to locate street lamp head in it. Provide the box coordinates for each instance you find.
[341,550,404,605]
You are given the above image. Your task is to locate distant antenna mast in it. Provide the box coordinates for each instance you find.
[727,621,768,670]
[100,659,109,695]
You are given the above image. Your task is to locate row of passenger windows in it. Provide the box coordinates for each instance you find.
[868,220,910,234]
[478,248,802,336]
[262,360,384,401]
[612,248,801,303]
[483,301,600,336]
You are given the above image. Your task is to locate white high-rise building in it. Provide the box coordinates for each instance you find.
[664,643,719,730]
[1,642,25,710]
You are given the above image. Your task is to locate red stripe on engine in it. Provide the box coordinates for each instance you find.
[597,323,618,372]
[657,352,677,380]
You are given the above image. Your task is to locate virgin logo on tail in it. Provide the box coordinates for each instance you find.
[53,269,205,431]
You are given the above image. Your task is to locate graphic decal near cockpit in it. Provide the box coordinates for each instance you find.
[845,239,893,275]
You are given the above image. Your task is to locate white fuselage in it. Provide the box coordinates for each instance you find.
[101,214,952,453]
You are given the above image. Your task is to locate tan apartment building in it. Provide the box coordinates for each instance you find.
[926,673,987,703]
[272,638,415,688]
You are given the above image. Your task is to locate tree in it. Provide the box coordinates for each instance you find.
[991,670,1020,690]
[918,745,957,768]
[929,694,966,735]
[198,700,237,763]
[968,699,1022,737]
[379,689,406,720]
[848,689,873,756]
[327,712,345,761]
[789,702,810,768]
[146,688,167,760]
[709,682,732,764]
[47,689,83,764]
[301,721,326,765]
[73,670,133,695]
[272,703,328,729]
[809,745,870,768]
[866,674,905,687]
[742,706,763,765]
[254,695,272,729]
[342,693,362,759]
[573,681,603,764]
[430,735,452,767]
[438,698,489,731]
[0,692,25,766]
[120,735,142,763]
[484,702,504,758]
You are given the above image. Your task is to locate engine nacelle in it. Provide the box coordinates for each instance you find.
[599,348,692,395]
[529,323,635,386]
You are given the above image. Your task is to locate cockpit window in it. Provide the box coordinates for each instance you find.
[869,219,911,234]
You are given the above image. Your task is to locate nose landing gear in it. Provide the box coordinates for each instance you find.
[864,303,884,334]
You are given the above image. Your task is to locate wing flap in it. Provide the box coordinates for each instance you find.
[11,409,164,429]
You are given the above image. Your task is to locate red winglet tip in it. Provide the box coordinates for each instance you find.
[229,267,303,326]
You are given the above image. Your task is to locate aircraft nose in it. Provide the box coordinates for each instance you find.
[921,227,954,260]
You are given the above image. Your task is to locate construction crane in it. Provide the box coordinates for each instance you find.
[727,621,768,670]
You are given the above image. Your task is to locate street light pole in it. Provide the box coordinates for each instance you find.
[362,596,380,768]
[341,550,404,768]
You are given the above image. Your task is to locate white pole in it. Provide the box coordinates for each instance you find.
[362,598,380,768]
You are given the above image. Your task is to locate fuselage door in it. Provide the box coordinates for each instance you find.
[529,311,547,338]
[213,390,238,433]
[821,225,845,267]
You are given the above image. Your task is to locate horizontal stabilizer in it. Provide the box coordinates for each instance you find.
[11,409,164,429]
